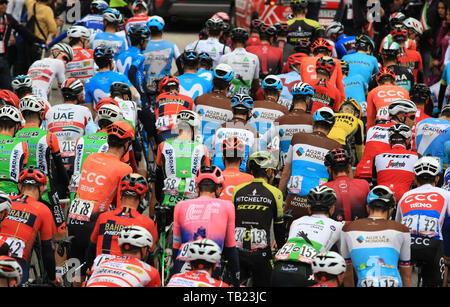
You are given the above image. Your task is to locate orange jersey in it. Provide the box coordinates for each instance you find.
[219,168,254,201]
[90,206,158,256]
[0,194,56,260]
[366,84,410,131]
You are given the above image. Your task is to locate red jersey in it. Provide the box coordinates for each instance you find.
[247,35,260,47]
[310,79,342,114]
[124,14,151,35]
[281,52,309,73]
[0,194,56,261]
[219,168,254,201]
[90,206,158,256]
[155,92,194,133]
[246,43,283,76]
[66,46,94,83]
[167,270,229,287]
[397,48,423,82]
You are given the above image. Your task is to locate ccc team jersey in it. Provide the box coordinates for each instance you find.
[219,168,254,201]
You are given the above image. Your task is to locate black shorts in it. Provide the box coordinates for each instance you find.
[271,260,317,287]
[239,248,274,287]
[410,236,445,287]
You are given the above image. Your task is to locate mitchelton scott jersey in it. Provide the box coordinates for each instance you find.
[340,218,411,287]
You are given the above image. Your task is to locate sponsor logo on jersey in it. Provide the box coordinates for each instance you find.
[385,160,406,168]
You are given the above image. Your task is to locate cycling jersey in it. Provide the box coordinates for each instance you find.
[27,58,66,102]
[328,113,365,162]
[219,47,260,96]
[335,34,357,58]
[286,17,322,48]
[84,70,133,107]
[397,48,423,82]
[219,168,254,201]
[123,14,151,41]
[343,74,367,115]
[411,106,431,151]
[416,117,450,170]
[322,176,370,222]
[373,144,418,203]
[185,37,231,67]
[116,46,145,79]
[177,72,212,102]
[368,64,415,93]
[342,51,379,85]
[115,97,138,128]
[246,43,283,77]
[310,79,342,114]
[280,52,308,74]
[340,218,411,287]
[0,135,28,195]
[45,104,93,169]
[379,35,416,53]
[167,270,229,287]
[197,68,213,83]
[194,90,233,153]
[66,47,95,84]
[366,84,410,130]
[86,255,161,287]
[276,70,302,110]
[91,31,128,60]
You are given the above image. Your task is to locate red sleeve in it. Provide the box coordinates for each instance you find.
[47,132,60,153]
[22,141,29,166]
[156,142,164,167]
[39,206,57,240]
[90,215,102,243]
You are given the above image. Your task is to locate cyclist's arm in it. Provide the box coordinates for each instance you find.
[371,157,378,186]
[278,162,292,196]
[399,265,412,287]
[343,262,355,287]
[41,239,57,283]
[48,133,70,188]
[222,246,240,287]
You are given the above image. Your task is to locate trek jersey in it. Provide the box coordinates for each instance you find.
[276,70,302,110]
[342,51,379,85]
[194,90,233,153]
[167,270,229,287]
[45,104,93,168]
[366,84,410,131]
[373,144,419,203]
[232,179,284,252]
[86,256,161,287]
[246,43,283,77]
[340,218,411,287]
[177,72,212,102]
[219,47,260,96]
[397,47,423,82]
[396,184,450,240]
[66,47,95,84]
[343,74,367,115]
[247,35,260,47]
[283,131,342,197]
[0,135,28,195]
[415,117,450,170]
[219,168,254,201]
[91,31,128,60]
[328,113,365,161]
[143,39,180,92]
[322,176,370,222]
[310,79,342,114]
[368,65,415,93]
[90,206,158,256]
[185,37,231,67]
[84,70,133,106]
[0,194,55,261]
[27,58,66,102]
[154,92,194,134]
[335,34,356,58]
[288,214,344,252]
[173,196,236,251]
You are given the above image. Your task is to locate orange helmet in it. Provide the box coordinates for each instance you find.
[19,166,47,186]
[95,97,119,112]
[376,67,396,84]
[158,76,179,93]
[222,136,246,158]
[106,120,135,140]
[311,38,333,53]
[0,90,20,108]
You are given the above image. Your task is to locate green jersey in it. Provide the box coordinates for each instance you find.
[274,237,321,265]
[0,135,28,195]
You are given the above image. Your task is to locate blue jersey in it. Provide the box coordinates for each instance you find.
[441,62,450,89]
[342,52,379,85]
[276,71,302,110]
[343,74,367,114]
[115,46,145,93]
[197,68,214,83]
[178,73,213,101]
[84,71,133,106]
[91,32,128,60]
[335,34,357,59]
[416,117,450,170]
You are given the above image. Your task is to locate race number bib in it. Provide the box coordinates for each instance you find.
[402,215,439,237]
[68,198,94,222]
[183,178,197,199]
[155,115,175,131]
[287,176,303,194]
[361,276,399,287]
[5,237,25,258]
[61,140,76,155]
[176,242,191,262]
[376,107,390,122]
[275,242,296,260]
[163,177,182,195]
[235,227,268,250]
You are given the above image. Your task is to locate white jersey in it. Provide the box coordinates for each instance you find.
[45,104,93,160]
[115,97,138,127]
[288,214,344,252]
[28,58,66,102]
[185,37,231,67]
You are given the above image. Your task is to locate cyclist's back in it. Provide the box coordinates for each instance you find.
[177,72,212,102]
[0,134,28,195]
[186,36,231,68]
[28,57,66,102]
[167,270,229,287]
[368,64,415,93]
[342,51,379,85]
[220,168,254,201]
[85,70,133,107]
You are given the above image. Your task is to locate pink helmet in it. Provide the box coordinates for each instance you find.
[195,166,224,186]
[212,12,230,22]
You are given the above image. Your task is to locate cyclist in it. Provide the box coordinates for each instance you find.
[91,8,128,59]
[279,107,341,220]
[0,91,19,109]
[172,165,239,287]
[143,15,180,94]
[273,22,289,50]
[219,27,260,97]
[378,12,416,53]
[403,17,422,50]
[211,94,259,172]
[366,67,410,131]
[372,123,418,203]
[11,75,33,100]
[392,24,423,83]
[396,156,450,287]
[123,0,151,37]
[322,148,370,222]
[220,137,254,201]
[247,19,262,47]
[326,21,356,59]
[66,25,95,84]
[177,50,212,101]
[410,83,432,151]
[340,185,412,287]
[197,52,214,82]
[16,95,68,235]
[27,43,73,103]
[0,166,57,286]
[341,60,367,118]
[246,23,283,78]
[0,106,27,196]
[0,192,12,255]
[194,63,233,153]
[328,98,365,164]
[0,256,22,287]
[185,18,231,67]
[167,238,229,287]
[85,226,160,287]
[311,251,346,287]
[45,78,93,172]
[276,54,302,110]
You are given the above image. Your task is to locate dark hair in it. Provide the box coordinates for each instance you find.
[98,119,114,129]
[367,200,391,211]
[198,180,220,193]
[95,58,113,70]
[212,78,230,91]
[263,88,280,97]
[248,160,267,178]
[442,108,450,117]
[107,134,130,148]
[208,29,222,37]
[416,174,437,185]
[21,110,40,121]
[120,243,143,254]
[0,119,18,130]
[233,107,249,116]
[224,156,242,165]
[15,88,32,99]
[313,122,333,132]
[331,164,348,174]
[68,38,82,47]
[292,95,307,105]
[149,27,162,36]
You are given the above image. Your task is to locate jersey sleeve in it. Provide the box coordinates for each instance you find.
[84,80,94,104]
[224,202,236,248]
[272,187,284,225]
[90,215,102,243]
[156,142,164,167]
[22,141,29,166]
[173,44,181,60]
[39,205,57,240]
[56,61,66,87]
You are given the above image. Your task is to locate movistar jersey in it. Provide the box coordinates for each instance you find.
[197,68,214,83]
[177,72,213,101]
[91,31,128,60]
[335,34,357,58]
[84,70,133,106]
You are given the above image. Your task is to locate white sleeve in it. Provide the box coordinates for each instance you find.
[253,56,260,80]
[285,144,294,164]
[173,44,181,59]
[339,231,351,261]
[224,46,231,54]
[56,62,66,87]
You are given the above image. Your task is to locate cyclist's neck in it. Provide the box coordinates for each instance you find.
[20,188,41,202]
[198,192,218,199]
[264,95,278,103]
[0,129,15,137]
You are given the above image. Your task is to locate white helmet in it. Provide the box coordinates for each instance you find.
[11,75,32,91]
[312,251,346,276]
[388,98,417,116]
[414,156,441,177]
[118,226,154,249]
[102,8,123,24]
[325,21,344,38]
[97,104,124,123]
[0,256,23,285]
[19,95,46,113]
[0,105,23,123]
[67,25,91,39]
[388,123,412,140]
[187,239,222,264]
[51,43,74,62]
[0,191,11,214]
[177,110,200,128]
[403,17,423,35]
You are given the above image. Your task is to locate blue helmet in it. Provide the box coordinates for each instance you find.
[147,15,165,31]
[127,24,150,40]
[262,75,283,91]
[230,93,253,110]
[213,63,234,82]
[291,81,314,97]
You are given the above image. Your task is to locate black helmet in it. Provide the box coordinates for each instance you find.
[230,27,249,42]
[410,83,431,101]
[355,34,375,52]
[94,44,115,65]
[367,185,396,209]
[127,24,150,41]
[181,49,199,66]
[259,23,277,37]
[198,52,213,68]
[205,18,224,32]
[324,148,350,168]
[110,82,132,98]
[307,186,337,211]
[291,0,308,9]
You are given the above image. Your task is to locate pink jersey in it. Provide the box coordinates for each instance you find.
[173,196,236,250]
[85,256,161,287]
[167,270,229,287]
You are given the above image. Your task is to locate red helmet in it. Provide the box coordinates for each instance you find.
[222,136,246,158]
[390,24,408,39]
[95,97,119,112]
[287,53,304,66]
[316,56,336,75]
[19,166,47,186]
[120,173,149,200]
[376,67,396,84]
[106,120,135,140]
[0,90,20,108]
[311,38,333,53]
[158,76,179,93]
[195,165,224,186]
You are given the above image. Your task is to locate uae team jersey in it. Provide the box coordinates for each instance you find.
[28,58,66,102]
